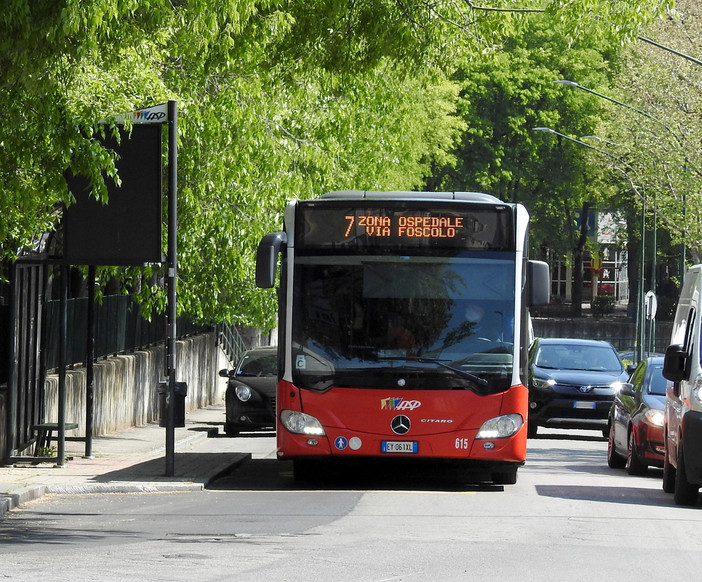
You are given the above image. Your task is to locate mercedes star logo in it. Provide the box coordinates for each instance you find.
[391,415,411,435]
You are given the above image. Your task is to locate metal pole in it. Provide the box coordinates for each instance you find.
[165,100,178,477]
[57,265,67,467]
[85,265,95,458]
[5,262,18,463]
[650,200,657,354]
[637,36,702,67]
[552,80,681,145]
[637,202,646,362]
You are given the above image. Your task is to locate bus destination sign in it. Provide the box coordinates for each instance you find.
[297,203,513,251]
[344,214,464,239]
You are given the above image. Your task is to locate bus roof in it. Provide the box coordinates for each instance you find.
[319,190,504,204]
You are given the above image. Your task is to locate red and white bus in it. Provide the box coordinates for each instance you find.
[256,191,549,484]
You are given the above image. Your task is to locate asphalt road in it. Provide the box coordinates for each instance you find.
[2,429,701,582]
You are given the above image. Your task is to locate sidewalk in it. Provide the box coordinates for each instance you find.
[0,404,275,518]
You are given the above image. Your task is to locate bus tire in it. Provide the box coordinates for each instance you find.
[492,470,517,485]
[674,443,699,506]
[293,459,318,482]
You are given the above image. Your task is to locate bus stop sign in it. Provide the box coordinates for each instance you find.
[645,291,658,320]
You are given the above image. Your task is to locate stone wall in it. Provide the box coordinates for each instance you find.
[41,332,231,437]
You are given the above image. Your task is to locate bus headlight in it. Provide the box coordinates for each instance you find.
[280,410,326,436]
[476,414,523,439]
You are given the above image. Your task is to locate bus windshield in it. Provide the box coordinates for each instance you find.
[291,254,516,394]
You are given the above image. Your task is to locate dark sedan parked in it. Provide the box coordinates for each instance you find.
[220,346,278,436]
[528,338,628,437]
[607,356,667,474]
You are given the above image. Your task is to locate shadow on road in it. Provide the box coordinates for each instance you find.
[535,484,690,508]
[208,457,506,493]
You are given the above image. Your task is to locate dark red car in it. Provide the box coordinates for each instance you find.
[607,356,668,474]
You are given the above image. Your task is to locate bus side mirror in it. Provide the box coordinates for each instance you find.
[527,260,550,306]
[663,343,688,383]
[256,232,287,288]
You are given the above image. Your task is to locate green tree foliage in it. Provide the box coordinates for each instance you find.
[1,0,473,327]
[429,15,619,261]
[595,0,701,268]
[0,0,672,328]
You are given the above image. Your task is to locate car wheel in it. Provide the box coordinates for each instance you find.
[626,430,646,475]
[527,422,538,438]
[492,470,518,485]
[224,422,240,437]
[662,437,676,493]
[674,441,700,506]
[607,422,625,469]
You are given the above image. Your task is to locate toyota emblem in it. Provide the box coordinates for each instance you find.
[579,385,593,393]
[391,415,411,435]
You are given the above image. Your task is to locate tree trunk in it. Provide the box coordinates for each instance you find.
[571,202,591,317]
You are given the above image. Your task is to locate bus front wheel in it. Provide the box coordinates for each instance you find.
[293,459,319,482]
[492,470,518,485]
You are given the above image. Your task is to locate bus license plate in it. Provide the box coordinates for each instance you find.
[574,401,596,409]
[381,441,418,454]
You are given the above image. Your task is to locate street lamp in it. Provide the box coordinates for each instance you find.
[552,80,681,144]
[581,134,659,308]
[532,126,648,361]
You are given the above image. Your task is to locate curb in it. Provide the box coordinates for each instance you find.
[0,452,251,519]
[0,485,47,519]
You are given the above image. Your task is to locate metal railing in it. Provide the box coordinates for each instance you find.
[43,295,211,370]
[216,322,247,367]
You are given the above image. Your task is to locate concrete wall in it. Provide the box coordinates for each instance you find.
[532,318,673,354]
[42,332,231,437]
[0,390,5,461]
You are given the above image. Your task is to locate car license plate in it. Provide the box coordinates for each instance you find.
[381,441,418,453]
[574,401,596,409]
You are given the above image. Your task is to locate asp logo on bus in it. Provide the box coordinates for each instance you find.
[381,397,421,411]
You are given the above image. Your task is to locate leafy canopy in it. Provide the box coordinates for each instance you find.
[0,0,672,327]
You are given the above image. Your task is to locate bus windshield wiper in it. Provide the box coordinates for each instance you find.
[379,356,489,388]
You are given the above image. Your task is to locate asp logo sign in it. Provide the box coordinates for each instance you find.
[381,397,421,411]
[102,103,170,125]
[132,104,168,123]
[131,107,167,123]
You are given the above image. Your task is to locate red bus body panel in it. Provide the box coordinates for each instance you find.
[276,380,528,463]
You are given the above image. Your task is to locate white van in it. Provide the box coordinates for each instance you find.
[662,264,702,506]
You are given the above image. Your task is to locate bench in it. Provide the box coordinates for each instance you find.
[31,423,79,457]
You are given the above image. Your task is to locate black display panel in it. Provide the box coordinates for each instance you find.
[295,201,514,252]
[64,125,162,265]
